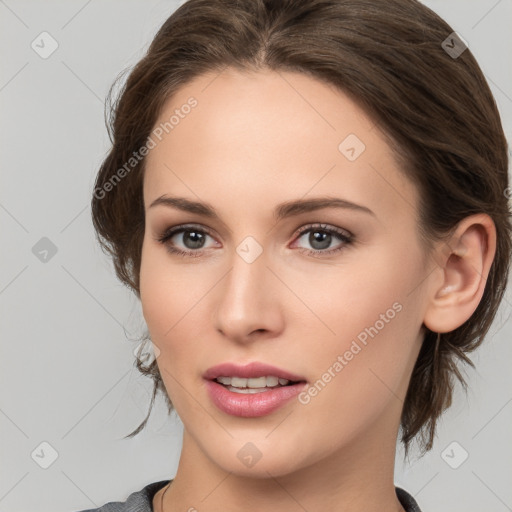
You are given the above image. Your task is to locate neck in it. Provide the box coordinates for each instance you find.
[159,408,407,512]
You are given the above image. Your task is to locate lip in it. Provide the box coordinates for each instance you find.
[203,362,307,417]
[203,362,307,382]
[205,380,308,417]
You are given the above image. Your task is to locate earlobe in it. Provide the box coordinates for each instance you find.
[423,214,496,333]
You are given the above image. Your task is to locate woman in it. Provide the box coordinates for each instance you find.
[82,0,511,510]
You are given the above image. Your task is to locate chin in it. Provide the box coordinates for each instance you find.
[195,433,318,480]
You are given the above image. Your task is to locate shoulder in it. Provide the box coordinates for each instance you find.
[396,486,423,512]
[74,480,172,512]
[75,481,417,512]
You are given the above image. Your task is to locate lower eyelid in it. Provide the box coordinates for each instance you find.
[162,229,217,247]
[157,224,353,255]
[292,231,351,252]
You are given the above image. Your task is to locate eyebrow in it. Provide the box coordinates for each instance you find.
[148,195,375,221]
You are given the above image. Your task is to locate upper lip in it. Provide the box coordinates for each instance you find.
[203,362,306,382]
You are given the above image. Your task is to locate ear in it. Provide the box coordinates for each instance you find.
[423,213,497,333]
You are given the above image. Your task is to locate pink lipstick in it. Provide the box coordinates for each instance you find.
[203,362,307,417]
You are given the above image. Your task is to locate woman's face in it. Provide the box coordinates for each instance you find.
[140,67,431,477]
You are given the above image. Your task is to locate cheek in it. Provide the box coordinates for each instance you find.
[139,240,186,344]
[297,241,424,389]
[139,245,167,333]
[293,290,421,449]
[139,247,200,406]
[139,241,214,363]
[302,242,421,338]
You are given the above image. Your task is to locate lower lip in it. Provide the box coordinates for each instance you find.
[205,379,307,417]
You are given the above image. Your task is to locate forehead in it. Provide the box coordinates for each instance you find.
[143,67,418,224]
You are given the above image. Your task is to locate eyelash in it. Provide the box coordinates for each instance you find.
[154,223,353,259]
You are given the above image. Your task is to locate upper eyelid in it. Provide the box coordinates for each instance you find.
[159,222,352,244]
[295,223,352,237]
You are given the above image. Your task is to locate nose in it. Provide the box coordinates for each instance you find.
[212,242,285,344]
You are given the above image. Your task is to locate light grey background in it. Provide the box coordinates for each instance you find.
[1,1,511,511]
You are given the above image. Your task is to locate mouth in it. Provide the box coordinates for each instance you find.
[203,361,307,386]
[203,362,308,417]
[214,375,302,393]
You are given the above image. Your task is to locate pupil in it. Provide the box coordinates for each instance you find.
[310,231,330,250]
[184,231,204,249]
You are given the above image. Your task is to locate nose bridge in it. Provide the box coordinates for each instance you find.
[213,236,282,340]
[222,238,270,316]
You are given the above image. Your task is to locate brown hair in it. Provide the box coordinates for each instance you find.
[91,0,511,458]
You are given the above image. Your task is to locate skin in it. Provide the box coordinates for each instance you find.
[139,67,496,512]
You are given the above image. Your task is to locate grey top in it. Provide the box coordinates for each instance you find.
[76,480,422,511]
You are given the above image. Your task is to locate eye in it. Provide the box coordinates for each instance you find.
[291,223,353,257]
[154,224,219,257]
[154,222,353,258]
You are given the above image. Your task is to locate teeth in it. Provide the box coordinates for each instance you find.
[216,376,233,386]
[266,376,279,387]
[226,386,272,394]
[215,376,290,388]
